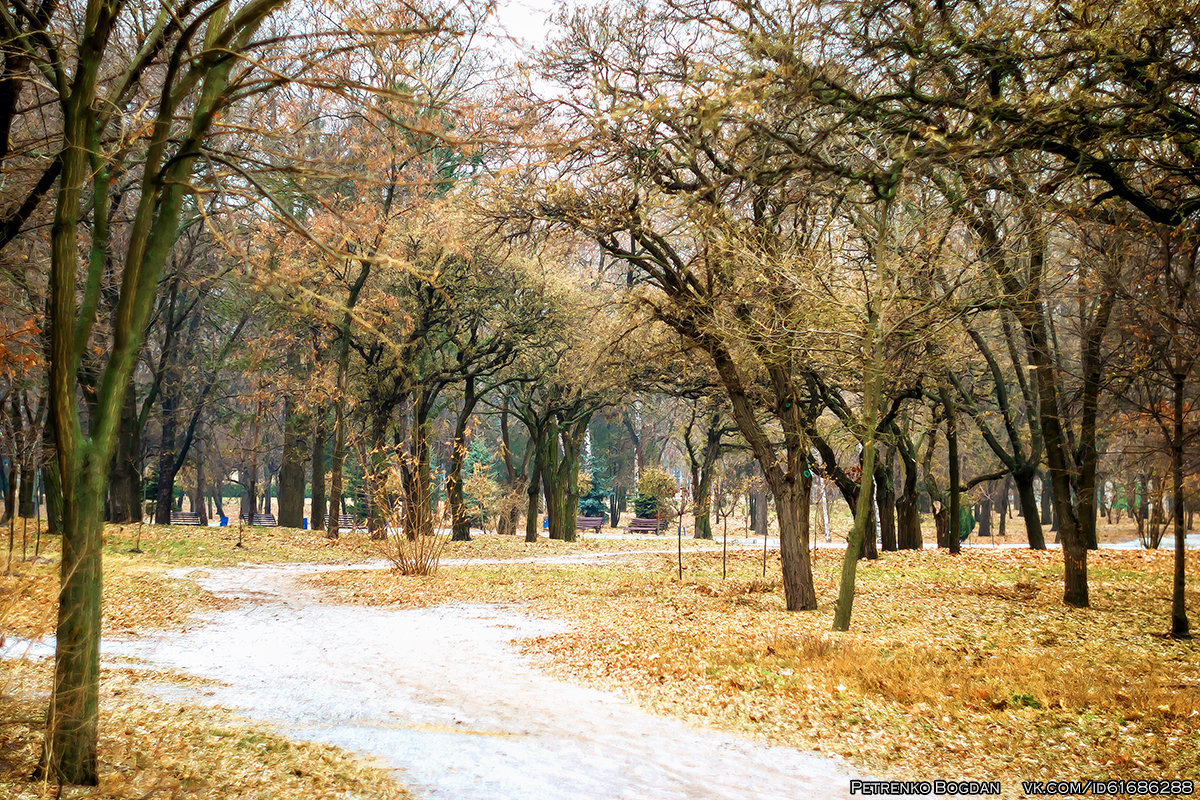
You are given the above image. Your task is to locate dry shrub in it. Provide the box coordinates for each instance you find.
[375,499,448,576]
[493,487,526,536]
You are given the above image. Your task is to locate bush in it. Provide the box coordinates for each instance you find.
[464,466,500,531]
[634,467,677,518]
[633,493,660,517]
[577,469,609,522]
[578,493,607,521]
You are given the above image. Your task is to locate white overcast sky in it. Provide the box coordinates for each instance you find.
[487,0,590,61]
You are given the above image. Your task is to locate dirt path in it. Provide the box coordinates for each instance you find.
[107,560,884,800]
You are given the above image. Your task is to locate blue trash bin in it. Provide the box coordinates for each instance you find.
[219,515,228,526]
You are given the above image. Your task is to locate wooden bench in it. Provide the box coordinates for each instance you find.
[170,511,202,526]
[577,516,604,533]
[338,514,358,530]
[627,516,668,534]
[240,513,278,527]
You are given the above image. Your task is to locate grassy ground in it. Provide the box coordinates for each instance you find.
[0,658,411,800]
[3,522,1196,798]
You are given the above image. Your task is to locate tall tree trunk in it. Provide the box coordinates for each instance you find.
[834,339,883,630]
[692,466,714,540]
[978,495,992,538]
[193,448,206,525]
[525,425,544,543]
[17,460,34,518]
[325,261,370,539]
[685,407,723,540]
[753,478,768,537]
[310,413,326,533]
[557,418,589,543]
[1,458,13,524]
[1171,367,1191,638]
[541,418,567,540]
[153,385,179,525]
[998,476,1010,538]
[875,456,896,552]
[277,395,306,529]
[107,384,141,523]
[772,467,816,611]
[447,380,478,542]
[1039,473,1059,533]
[943,387,962,555]
[895,442,922,550]
[1014,469,1046,548]
[364,405,389,540]
[241,402,261,520]
[326,397,346,539]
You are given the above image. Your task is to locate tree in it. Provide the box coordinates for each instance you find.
[7,0,442,782]
[1110,223,1199,638]
[678,397,737,539]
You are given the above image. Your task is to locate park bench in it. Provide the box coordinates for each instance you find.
[170,511,202,526]
[239,513,278,527]
[577,516,604,533]
[627,516,668,534]
[576,515,604,534]
[337,514,357,530]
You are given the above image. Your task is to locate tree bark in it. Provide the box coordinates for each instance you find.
[1014,469,1045,548]
[875,453,897,552]
[557,417,589,543]
[525,425,543,543]
[277,395,306,529]
[107,384,141,523]
[541,418,567,540]
[363,405,389,540]
[774,468,816,610]
[998,476,1010,538]
[895,438,923,550]
[753,478,768,537]
[1,458,13,524]
[193,448,206,525]
[447,380,479,542]
[17,460,34,518]
[1171,368,1191,638]
[310,413,326,533]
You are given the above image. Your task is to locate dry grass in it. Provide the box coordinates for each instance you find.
[1,523,415,799]
[0,658,411,800]
[311,546,1200,794]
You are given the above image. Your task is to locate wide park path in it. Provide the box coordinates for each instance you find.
[101,556,891,800]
